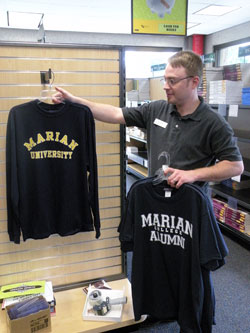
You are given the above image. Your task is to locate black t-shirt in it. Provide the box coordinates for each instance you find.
[6,100,100,243]
[119,178,228,332]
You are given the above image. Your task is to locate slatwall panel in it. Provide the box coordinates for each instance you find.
[0,45,124,289]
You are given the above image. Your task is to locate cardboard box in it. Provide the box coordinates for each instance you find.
[6,296,51,333]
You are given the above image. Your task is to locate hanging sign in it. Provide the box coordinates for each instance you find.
[132,0,187,36]
[238,45,250,57]
[151,63,166,71]
[202,53,215,64]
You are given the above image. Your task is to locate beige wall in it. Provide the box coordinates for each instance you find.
[0,45,124,289]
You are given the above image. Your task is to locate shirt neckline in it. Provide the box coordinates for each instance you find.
[149,181,187,202]
[170,96,204,121]
[34,99,68,117]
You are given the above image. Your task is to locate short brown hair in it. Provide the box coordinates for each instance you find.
[168,50,203,80]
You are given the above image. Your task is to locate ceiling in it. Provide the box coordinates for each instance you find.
[0,0,250,37]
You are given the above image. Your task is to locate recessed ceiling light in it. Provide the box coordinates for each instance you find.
[7,11,44,29]
[193,5,240,16]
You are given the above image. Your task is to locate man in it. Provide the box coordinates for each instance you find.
[53,50,244,189]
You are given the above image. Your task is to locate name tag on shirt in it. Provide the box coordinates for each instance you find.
[153,118,168,128]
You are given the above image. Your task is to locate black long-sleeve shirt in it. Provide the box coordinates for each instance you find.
[6,100,100,244]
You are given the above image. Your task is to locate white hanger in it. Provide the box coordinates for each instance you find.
[152,151,171,185]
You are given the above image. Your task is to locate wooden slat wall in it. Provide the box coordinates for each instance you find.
[0,45,124,288]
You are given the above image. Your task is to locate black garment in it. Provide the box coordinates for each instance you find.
[118,178,228,333]
[122,97,242,177]
[6,100,100,244]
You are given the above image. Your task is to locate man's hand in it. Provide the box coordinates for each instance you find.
[52,87,76,104]
[165,167,197,189]
[165,160,244,189]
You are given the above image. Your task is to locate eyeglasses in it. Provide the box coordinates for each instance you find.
[161,76,194,87]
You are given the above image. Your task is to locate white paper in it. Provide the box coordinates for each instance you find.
[229,105,239,117]
[231,175,241,182]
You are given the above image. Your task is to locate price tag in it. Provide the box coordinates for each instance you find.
[164,188,172,197]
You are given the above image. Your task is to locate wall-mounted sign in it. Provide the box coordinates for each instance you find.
[151,63,166,71]
[238,45,250,57]
[132,0,187,36]
[202,53,215,64]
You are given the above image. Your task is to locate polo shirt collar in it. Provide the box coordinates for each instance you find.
[170,96,204,121]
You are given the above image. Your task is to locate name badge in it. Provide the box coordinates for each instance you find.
[153,118,168,128]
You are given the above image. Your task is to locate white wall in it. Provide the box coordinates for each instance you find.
[1,19,250,56]
[0,28,185,50]
[205,21,250,54]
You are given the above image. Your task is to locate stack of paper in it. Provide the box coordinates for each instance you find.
[200,66,223,102]
[224,206,250,234]
[238,63,250,87]
[223,64,242,81]
[209,80,243,104]
[212,198,227,223]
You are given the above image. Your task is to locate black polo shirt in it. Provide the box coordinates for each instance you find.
[122,97,242,179]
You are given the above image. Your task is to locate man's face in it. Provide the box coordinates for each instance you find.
[163,64,195,105]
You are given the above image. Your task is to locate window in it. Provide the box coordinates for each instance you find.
[218,41,250,66]
[125,50,176,78]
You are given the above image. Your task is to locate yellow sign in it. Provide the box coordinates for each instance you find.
[132,0,187,35]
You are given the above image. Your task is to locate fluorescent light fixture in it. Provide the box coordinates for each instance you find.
[187,22,201,29]
[0,11,8,27]
[7,11,44,29]
[193,5,240,16]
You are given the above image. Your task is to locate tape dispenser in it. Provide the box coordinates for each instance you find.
[88,289,127,316]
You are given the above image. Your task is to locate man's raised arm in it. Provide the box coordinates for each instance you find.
[53,87,125,124]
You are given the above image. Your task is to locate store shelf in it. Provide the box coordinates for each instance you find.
[127,151,148,168]
[129,135,147,143]
[126,163,147,179]
[210,183,250,210]
[211,183,250,247]
[126,127,148,179]
[217,221,250,249]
